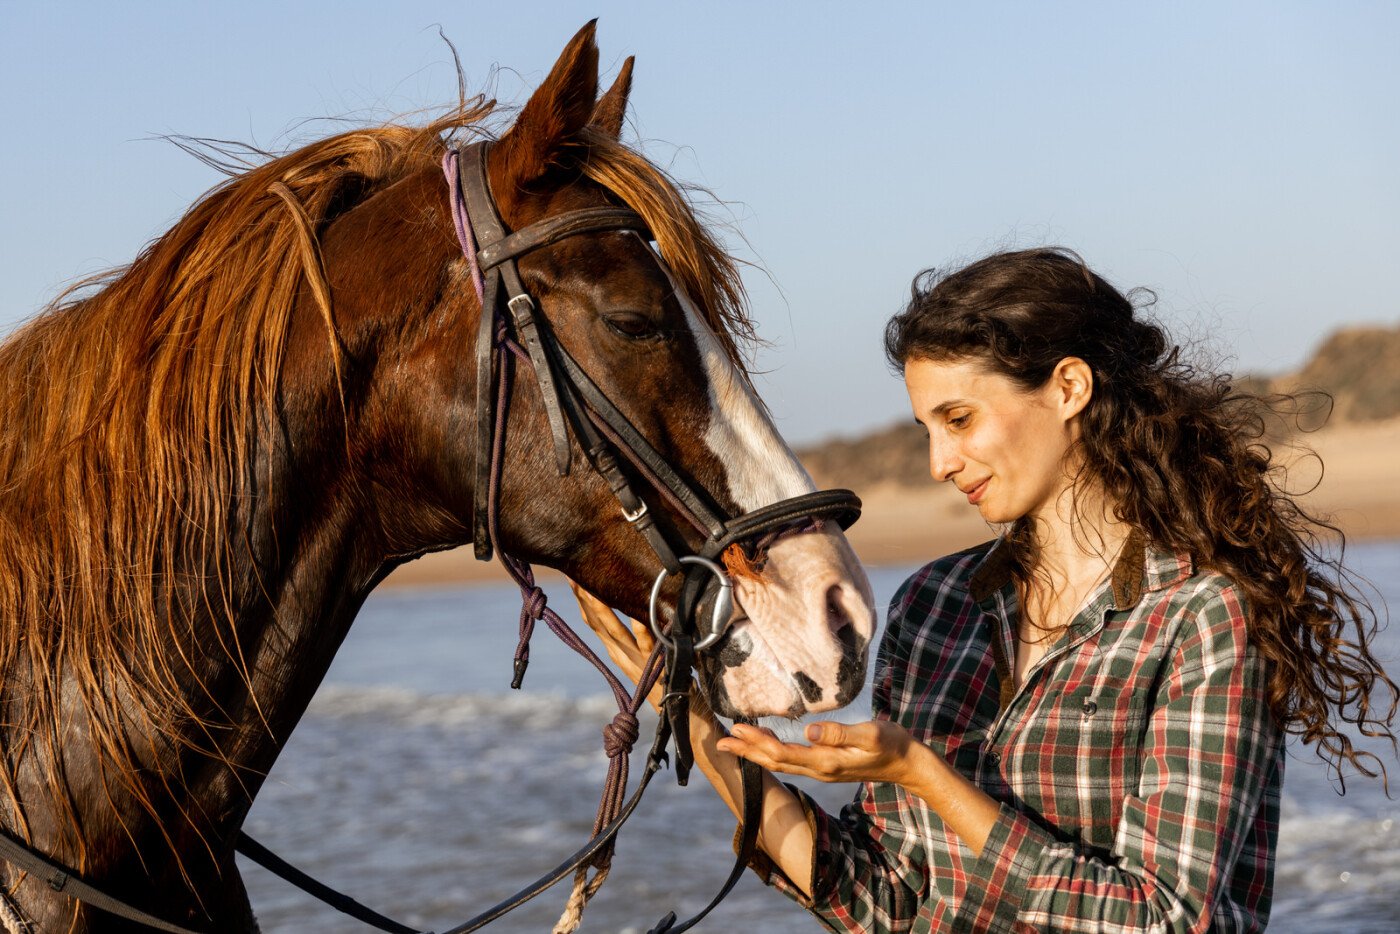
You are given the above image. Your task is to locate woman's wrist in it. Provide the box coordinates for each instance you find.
[894,738,951,798]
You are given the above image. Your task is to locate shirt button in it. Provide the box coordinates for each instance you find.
[1082,699,1099,717]
[985,750,1002,768]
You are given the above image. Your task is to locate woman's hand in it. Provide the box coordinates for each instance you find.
[570,581,654,687]
[716,719,919,786]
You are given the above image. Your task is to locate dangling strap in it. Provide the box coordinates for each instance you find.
[645,738,765,934]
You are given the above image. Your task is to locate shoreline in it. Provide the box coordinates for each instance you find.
[383,418,1400,589]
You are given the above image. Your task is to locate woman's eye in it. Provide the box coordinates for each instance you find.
[604,312,659,339]
[948,414,971,428]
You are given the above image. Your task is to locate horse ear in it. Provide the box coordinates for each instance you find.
[494,21,600,187]
[591,56,634,139]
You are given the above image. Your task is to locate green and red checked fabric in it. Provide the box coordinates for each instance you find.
[750,535,1284,933]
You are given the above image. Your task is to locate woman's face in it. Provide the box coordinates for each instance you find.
[903,356,1091,524]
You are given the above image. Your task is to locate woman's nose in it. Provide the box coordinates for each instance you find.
[928,436,961,482]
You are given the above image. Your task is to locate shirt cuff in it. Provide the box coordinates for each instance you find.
[963,801,1057,930]
[737,782,834,908]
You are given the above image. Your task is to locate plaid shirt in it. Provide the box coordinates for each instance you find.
[752,535,1284,933]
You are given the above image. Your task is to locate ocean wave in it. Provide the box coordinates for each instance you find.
[1273,806,1400,930]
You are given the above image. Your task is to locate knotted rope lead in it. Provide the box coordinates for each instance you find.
[602,711,640,759]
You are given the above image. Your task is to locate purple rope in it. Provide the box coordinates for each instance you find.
[442,150,486,300]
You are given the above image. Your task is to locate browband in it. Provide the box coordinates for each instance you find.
[476,206,651,270]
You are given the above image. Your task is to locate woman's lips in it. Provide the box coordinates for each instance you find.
[966,478,989,505]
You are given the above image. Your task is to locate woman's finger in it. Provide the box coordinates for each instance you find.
[569,581,636,644]
[806,720,880,749]
[629,617,657,655]
[727,725,833,772]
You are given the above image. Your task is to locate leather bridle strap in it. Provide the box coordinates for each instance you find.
[549,336,729,540]
[234,681,679,934]
[0,830,202,934]
[458,140,574,480]
[475,206,654,270]
[646,754,763,934]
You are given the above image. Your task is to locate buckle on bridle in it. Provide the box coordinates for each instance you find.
[622,501,648,523]
[506,293,535,317]
[647,555,734,652]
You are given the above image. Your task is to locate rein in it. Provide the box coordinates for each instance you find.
[0,141,861,933]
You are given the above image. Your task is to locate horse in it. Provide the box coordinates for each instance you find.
[0,23,874,932]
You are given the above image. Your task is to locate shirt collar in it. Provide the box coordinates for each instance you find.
[969,528,1194,611]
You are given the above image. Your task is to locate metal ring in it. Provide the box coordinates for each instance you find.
[647,556,735,652]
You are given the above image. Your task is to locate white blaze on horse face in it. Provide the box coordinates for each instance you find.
[670,274,876,719]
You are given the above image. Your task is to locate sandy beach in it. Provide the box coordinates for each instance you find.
[383,417,1400,588]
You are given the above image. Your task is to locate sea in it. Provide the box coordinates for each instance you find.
[239,541,1400,933]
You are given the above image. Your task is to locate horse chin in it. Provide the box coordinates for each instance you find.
[699,622,870,720]
[699,529,875,720]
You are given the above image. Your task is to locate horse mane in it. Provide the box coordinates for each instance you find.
[0,97,753,868]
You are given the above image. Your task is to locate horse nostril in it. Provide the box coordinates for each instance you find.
[792,671,822,704]
[827,583,857,643]
[835,618,859,653]
[828,583,869,707]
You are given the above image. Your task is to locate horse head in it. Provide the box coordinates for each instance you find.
[333,23,875,718]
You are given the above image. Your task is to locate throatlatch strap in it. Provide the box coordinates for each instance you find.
[456,145,499,561]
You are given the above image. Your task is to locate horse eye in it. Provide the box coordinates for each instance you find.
[603,312,659,340]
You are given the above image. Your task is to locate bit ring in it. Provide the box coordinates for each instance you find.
[647,556,734,652]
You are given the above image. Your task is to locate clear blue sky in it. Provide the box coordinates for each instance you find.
[2,2,1396,445]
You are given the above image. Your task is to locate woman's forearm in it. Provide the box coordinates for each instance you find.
[895,743,1000,858]
[567,587,818,896]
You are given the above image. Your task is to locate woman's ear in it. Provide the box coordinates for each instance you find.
[1052,357,1094,423]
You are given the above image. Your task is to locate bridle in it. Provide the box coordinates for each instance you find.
[0,140,863,934]
[441,138,861,932]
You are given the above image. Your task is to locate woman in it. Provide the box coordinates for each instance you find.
[573,248,1397,932]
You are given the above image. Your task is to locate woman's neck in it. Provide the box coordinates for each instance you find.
[1024,479,1132,601]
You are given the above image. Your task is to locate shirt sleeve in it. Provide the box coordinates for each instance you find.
[747,780,933,933]
[953,583,1283,933]
[745,571,935,932]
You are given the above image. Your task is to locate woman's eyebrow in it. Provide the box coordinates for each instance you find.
[930,399,969,416]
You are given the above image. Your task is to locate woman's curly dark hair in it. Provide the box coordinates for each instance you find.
[885,247,1398,782]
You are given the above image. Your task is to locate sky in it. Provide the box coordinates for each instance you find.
[2,2,1397,445]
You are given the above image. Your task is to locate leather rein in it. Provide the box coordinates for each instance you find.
[0,141,862,933]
